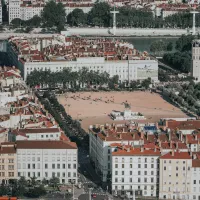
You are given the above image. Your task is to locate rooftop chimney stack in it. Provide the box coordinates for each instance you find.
[172,150,174,156]
[141,146,144,152]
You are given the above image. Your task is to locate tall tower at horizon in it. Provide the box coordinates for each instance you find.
[190,11,199,35]
[110,6,119,36]
[192,40,200,82]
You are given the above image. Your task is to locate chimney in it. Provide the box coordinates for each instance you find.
[122,128,125,133]
[154,147,157,152]
[127,147,130,152]
[171,150,174,156]
[122,145,125,150]
[169,132,171,141]
[193,154,197,160]
[176,142,178,150]
[195,134,198,141]
[141,132,144,139]
[186,135,188,144]
[180,132,183,141]
[119,134,122,139]
[133,134,135,139]
[190,150,192,157]
[170,141,173,149]
[141,146,144,152]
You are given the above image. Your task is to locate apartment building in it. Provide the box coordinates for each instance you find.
[0,143,17,184]
[191,153,200,200]
[8,36,158,83]
[13,128,63,141]
[89,123,145,183]
[111,145,160,198]
[159,151,192,200]
[9,0,20,24]
[16,140,78,184]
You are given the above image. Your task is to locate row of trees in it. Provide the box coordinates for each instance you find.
[26,68,152,91]
[159,81,200,115]
[0,176,60,198]
[150,40,173,55]
[162,35,198,73]
[10,1,200,32]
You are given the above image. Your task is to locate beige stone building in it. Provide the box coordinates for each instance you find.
[159,151,192,200]
[0,142,17,184]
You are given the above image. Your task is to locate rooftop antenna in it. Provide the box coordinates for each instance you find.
[190,10,199,35]
[110,5,119,36]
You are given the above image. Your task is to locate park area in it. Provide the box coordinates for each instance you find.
[57,91,187,131]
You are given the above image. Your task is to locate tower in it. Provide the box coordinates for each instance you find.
[190,11,199,35]
[110,6,119,36]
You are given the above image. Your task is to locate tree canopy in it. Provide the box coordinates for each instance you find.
[67,8,87,26]
[41,0,66,32]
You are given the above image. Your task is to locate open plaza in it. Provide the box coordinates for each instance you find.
[58,91,187,130]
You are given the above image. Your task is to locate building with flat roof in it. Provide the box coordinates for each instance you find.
[16,140,78,184]
[8,36,158,83]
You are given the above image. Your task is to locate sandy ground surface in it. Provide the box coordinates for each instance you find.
[57,91,187,131]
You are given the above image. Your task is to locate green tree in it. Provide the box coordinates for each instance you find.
[26,15,42,27]
[41,0,66,32]
[49,177,59,189]
[167,42,173,51]
[11,18,23,28]
[176,35,195,52]
[67,9,87,26]
[141,78,151,89]
[88,2,111,27]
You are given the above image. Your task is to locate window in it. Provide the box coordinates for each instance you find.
[115,178,118,182]
[144,171,147,175]
[115,164,118,168]
[130,178,132,182]
[130,164,132,168]
[138,164,141,168]
[138,178,141,182]
[176,167,178,170]
[115,171,118,175]
[145,164,147,168]
[151,164,154,168]
[38,172,40,177]
[73,172,76,177]
[145,158,147,162]
[130,171,132,175]
[122,178,124,182]
[144,178,147,182]
[122,171,124,175]
[176,173,178,177]
[151,171,154,175]
[194,180,196,184]
[151,178,154,183]
[28,164,30,169]
[115,158,118,163]
[68,172,71,177]
[73,164,76,169]
[164,166,166,170]
[45,164,48,169]
[32,164,35,169]
[63,164,65,169]
[108,156,110,161]
[52,164,55,169]
[57,164,60,169]
[122,164,124,168]
[108,149,110,154]
[138,171,141,175]
[68,164,71,169]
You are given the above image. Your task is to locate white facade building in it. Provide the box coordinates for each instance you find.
[14,128,62,141]
[112,146,160,198]
[24,57,158,83]
[89,124,145,183]
[9,0,20,24]
[191,155,200,200]
[20,6,43,21]
[16,140,78,184]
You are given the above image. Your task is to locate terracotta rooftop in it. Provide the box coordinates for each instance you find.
[0,143,16,154]
[112,146,160,156]
[167,120,200,130]
[192,159,200,167]
[160,152,191,159]
[13,128,60,134]
[16,140,77,149]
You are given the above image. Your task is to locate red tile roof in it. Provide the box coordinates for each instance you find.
[192,160,200,168]
[16,140,77,149]
[112,147,160,156]
[160,152,191,159]
[167,120,200,130]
